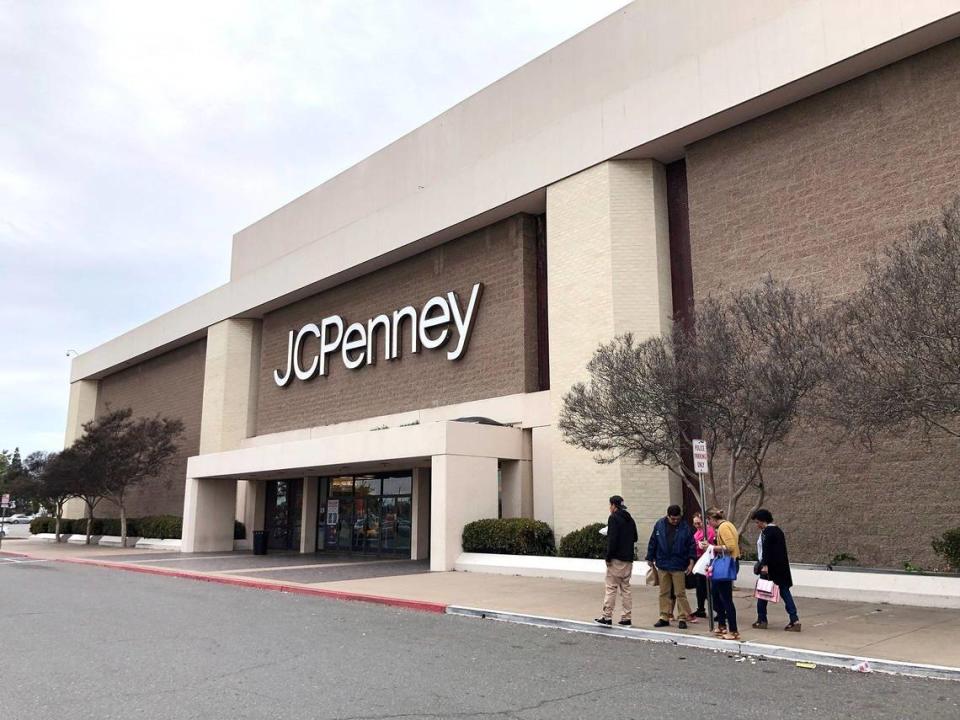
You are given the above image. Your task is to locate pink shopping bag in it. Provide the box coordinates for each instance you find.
[754,578,780,603]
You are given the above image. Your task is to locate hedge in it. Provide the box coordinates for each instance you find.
[29,515,246,541]
[558,522,608,559]
[933,528,960,571]
[462,518,555,556]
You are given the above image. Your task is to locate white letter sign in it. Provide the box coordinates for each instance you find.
[274,282,483,387]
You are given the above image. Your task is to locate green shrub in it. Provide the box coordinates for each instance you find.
[138,515,183,540]
[96,518,142,537]
[932,528,960,572]
[462,518,555,556]
[64,518,104,535]
[558,522,608,559]
[234,521,246,540]
[30,517,53,535]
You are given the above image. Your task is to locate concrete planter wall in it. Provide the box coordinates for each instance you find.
[134,538,182,550]
[790,565,960,609]
[29,533,72,543]
[98,535,142,548]
[67,534,102,545]
[455,553,960,609]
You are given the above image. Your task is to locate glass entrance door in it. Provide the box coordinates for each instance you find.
[265,479,302,551]
[320,472,412,555]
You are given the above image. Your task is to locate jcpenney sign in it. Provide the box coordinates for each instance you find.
[274,282,483,387]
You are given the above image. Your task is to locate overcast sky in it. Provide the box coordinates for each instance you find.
[1,0,629,454]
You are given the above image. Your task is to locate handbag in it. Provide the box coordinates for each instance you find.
[754,577,781,603]
[711,554,738,582]
[645,566,659,586]
[692,546,713,576]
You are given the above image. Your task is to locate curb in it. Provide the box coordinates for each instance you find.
[446,606,960,682]
[0,549,33,559]
[60,557,448,613]
[14,552,447,614]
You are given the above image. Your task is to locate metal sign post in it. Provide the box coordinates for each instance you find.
[692,441,714,632]
[0,493,9,551]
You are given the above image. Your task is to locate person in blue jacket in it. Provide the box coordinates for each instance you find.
[646,505,697,629]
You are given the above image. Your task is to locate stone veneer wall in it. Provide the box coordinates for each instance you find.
[94,340,207,518]
[256,214,540,435]
[685,38,960,567]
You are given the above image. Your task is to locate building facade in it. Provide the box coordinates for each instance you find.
[65,2,960,568]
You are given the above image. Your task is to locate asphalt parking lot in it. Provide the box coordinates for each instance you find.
[1,555,958,720]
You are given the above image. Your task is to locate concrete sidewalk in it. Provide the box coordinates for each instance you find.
[8,540,959,674]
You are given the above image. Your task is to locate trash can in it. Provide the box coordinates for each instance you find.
[253,530,268,555]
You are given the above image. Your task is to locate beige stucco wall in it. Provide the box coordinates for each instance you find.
[62,380,99,519]
[64,380,98,446]
[546,159,677,544]
[199,318,261,454]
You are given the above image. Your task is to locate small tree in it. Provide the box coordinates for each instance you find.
[0,448,36,515]
[36,451,77,541]
[820,198,960,444]
[0,450,10,486]
[559,277,829,533]
[10,451,53,514]
[75,408,183,547]
[65,441,106,545]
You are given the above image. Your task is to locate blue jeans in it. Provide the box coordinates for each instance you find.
[712,580,737,632]
[757,583,799,624]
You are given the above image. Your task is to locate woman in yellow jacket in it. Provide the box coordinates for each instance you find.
[701,508,741,641]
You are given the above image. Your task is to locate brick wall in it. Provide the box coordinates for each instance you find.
[95,340,207,518]
[685,38,960,567]
[256,215,540,435]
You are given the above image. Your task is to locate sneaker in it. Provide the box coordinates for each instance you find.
[617,619,632,627]
[678,620,688,629]
[653,619,670,628]
[784,622,802,632]
[693,609,707,618]
[594,617,612,626]
[685,614,700,624]
[721,632,742,641]
[751,621,768,629]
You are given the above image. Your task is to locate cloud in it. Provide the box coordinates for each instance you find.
[0,0,629,452]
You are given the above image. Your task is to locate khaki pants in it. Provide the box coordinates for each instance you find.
[657,568,692,621]
[601,560,633,620]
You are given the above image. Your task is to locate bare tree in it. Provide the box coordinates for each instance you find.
[75,408,183,547]
[559,277,829,533]
[820,198,960,444]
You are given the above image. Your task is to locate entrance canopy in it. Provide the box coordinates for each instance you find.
[182,421,531,571]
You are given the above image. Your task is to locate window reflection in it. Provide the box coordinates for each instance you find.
[318,471,413,555]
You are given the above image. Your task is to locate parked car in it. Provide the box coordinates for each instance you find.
[4,514,34,524]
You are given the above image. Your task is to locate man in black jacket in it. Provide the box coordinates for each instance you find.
[595,495,638,627]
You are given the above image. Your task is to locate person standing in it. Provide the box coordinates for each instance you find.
[645,505,697,629]
[595,495,638,627]
[702,508,741,641]
[751,509,801,632]
[692,512,715,619]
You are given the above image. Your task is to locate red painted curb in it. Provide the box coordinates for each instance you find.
[57,557,449,614]
[0,549,33,559]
